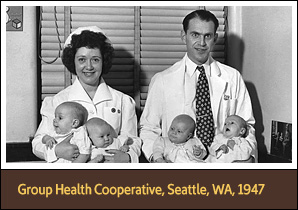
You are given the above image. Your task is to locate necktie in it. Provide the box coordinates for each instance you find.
[195,66,215,147]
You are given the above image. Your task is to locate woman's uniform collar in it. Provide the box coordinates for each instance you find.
[68,77,112,104]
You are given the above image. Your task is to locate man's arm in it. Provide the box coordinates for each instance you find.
[139,74,164,161]
[117,95,141,163]
[234,73,258,162]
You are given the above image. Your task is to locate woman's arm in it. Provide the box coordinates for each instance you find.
[115,95,141,163]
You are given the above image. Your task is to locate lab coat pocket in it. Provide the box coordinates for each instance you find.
[104,107,121,130]
[221,97,237,117]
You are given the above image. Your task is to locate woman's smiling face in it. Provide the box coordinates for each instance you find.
[74,47,103,87]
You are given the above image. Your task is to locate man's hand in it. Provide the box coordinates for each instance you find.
[232,156,254,163]
[104,149,130,163]
[55,133,79,161]
[193,145,203,156]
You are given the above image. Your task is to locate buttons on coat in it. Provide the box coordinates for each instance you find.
[111,107,120,114]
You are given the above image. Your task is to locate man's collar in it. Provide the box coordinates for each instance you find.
[185,54,211,77]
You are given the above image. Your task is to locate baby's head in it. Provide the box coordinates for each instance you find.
[223,115,247,138]
[168,114,195,144]
[85,118,114,148]
[53,101,88,134]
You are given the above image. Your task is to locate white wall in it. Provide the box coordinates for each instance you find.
[6,6,37,142]
[227,6,293,155]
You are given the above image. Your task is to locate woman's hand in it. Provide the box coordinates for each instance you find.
[55,134,79,161]
[232,156,254,163]
[103,149,130,163]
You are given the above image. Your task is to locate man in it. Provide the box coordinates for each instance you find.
[139,10,257,163]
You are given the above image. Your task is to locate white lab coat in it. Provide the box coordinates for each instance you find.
[32,77,141,163]
[140,54,257,162]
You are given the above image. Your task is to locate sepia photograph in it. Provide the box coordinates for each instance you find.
[2,2,296,169]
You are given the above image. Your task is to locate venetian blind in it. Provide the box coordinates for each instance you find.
[39,6,227,113]
[40,6,66,100]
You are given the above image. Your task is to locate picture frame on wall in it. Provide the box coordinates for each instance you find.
[271,120,292,162]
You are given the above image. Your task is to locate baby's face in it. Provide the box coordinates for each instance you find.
[168,120,191,144]
[89,124,114,148]
[223,116,243,138]
[53,105,74,134]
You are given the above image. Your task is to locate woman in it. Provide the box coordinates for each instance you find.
[32,26,141,163]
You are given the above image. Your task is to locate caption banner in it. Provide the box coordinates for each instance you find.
[1,170,297,209]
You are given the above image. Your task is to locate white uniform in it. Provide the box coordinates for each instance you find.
[153,137,206,163]
[140,54,257,162]
[32,77,141,163]
[206,134,253,163]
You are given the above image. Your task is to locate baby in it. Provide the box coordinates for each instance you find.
[42,101,91,163]
[85,118,133,163]
[153,114,207,163]
[207,115,253,163]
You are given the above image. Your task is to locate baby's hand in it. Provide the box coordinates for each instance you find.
[193,145,203,157]
[227,139,236,150]
[94,154,104,163]
[155,158,167,163]
[45,138,57,149]
[219,144,229,154]
[119,145,129,152]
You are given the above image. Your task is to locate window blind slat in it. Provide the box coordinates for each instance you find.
[110,65,134,72]
[71,14,134,22]
[42,86,65,94]
[140,65,172,72]
[141,58,183,65]
[141,8,201,17]
[140,51,225,59]
[71,6,135,15]
[71,22,134,30]
[42,65,64,72]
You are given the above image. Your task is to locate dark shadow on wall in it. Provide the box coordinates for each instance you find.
[245,82,267,162]
[226,33,245,74]
[103,47,142,120]
[226,34,267,162]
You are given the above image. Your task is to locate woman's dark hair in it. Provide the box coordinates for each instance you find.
[62,30,114,75]
[182,10,219,34]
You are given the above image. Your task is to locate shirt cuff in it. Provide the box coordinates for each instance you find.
[46,145,58,163]
[127,150,139,163]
